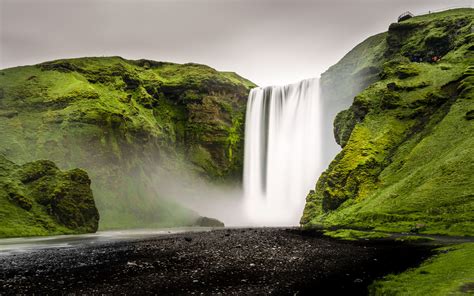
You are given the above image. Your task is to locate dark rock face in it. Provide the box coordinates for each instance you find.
[0,156,99,237]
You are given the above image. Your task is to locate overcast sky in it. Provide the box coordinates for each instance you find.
[0,0,471,86]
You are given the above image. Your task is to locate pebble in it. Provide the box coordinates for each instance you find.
[0,228,433,295]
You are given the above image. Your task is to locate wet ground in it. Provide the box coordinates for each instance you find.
[0,228,433,295]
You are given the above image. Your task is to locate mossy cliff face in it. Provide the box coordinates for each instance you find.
[302,8,474,236]
[320,32,388,165]
[0,57,255,229]
[0,155,99,237]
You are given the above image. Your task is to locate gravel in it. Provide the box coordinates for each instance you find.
[0,228,433,295]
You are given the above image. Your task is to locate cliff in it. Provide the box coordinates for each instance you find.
[0,155,99,237]
[302,8,474,236]
[320,32,388,166]
[0,57,256,229]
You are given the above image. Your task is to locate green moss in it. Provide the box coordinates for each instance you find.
[395,235,435,243]
[302,8,474,237]
[0,155,99,238]
[370,243,474,295]
[321,32,387,107]
[385,9,472,58]
[396,64,420,79]
[0,56,256,229]
[7,190,32,211]
[333,109,357,147]
[323,229,391,241]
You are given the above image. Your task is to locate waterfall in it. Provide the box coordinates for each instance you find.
[243,78,322,226]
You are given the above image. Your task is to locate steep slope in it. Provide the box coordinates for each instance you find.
[0,155,99,237]
[302,8,474,236]
[320,32,388,165]
[0,57,256,229]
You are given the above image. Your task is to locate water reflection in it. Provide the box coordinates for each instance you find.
[0,228,212,255]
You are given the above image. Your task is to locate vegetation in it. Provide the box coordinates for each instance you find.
[302,8,474,236]
[0,57,256,230]
[0,155,99,237]
[370,243,474,295]
[320,31,387,111]
[395,235,434,243]
[323,229,390,240]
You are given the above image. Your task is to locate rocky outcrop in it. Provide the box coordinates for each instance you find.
[192,216,225,227]
[0,155,99,237]
[302,8,474,236]
[0,57,256,229]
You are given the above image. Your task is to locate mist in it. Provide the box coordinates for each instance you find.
[151,166,249,227]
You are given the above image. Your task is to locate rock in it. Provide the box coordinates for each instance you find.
[0,155,99,237]
[334,109,356,148]
[192,217,225,227]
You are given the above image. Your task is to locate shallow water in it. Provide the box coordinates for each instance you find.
[0,228,213,255]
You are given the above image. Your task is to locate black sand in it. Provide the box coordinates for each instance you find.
[0,228,433,295]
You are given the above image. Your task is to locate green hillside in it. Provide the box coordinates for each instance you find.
[0,57,255,229]
[302,8,474,236]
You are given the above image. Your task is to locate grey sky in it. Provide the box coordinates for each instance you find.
[0,0,471,86]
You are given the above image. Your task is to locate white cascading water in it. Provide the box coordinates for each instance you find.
[243,78,322,226]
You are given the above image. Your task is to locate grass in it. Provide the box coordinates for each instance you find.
[0,56,255,231]
[321,31,388,107]
[0,156,99,238]
[323,229,391,241]
[369,243,474,295]
[395,236,435,243]
[302,8,474,236]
